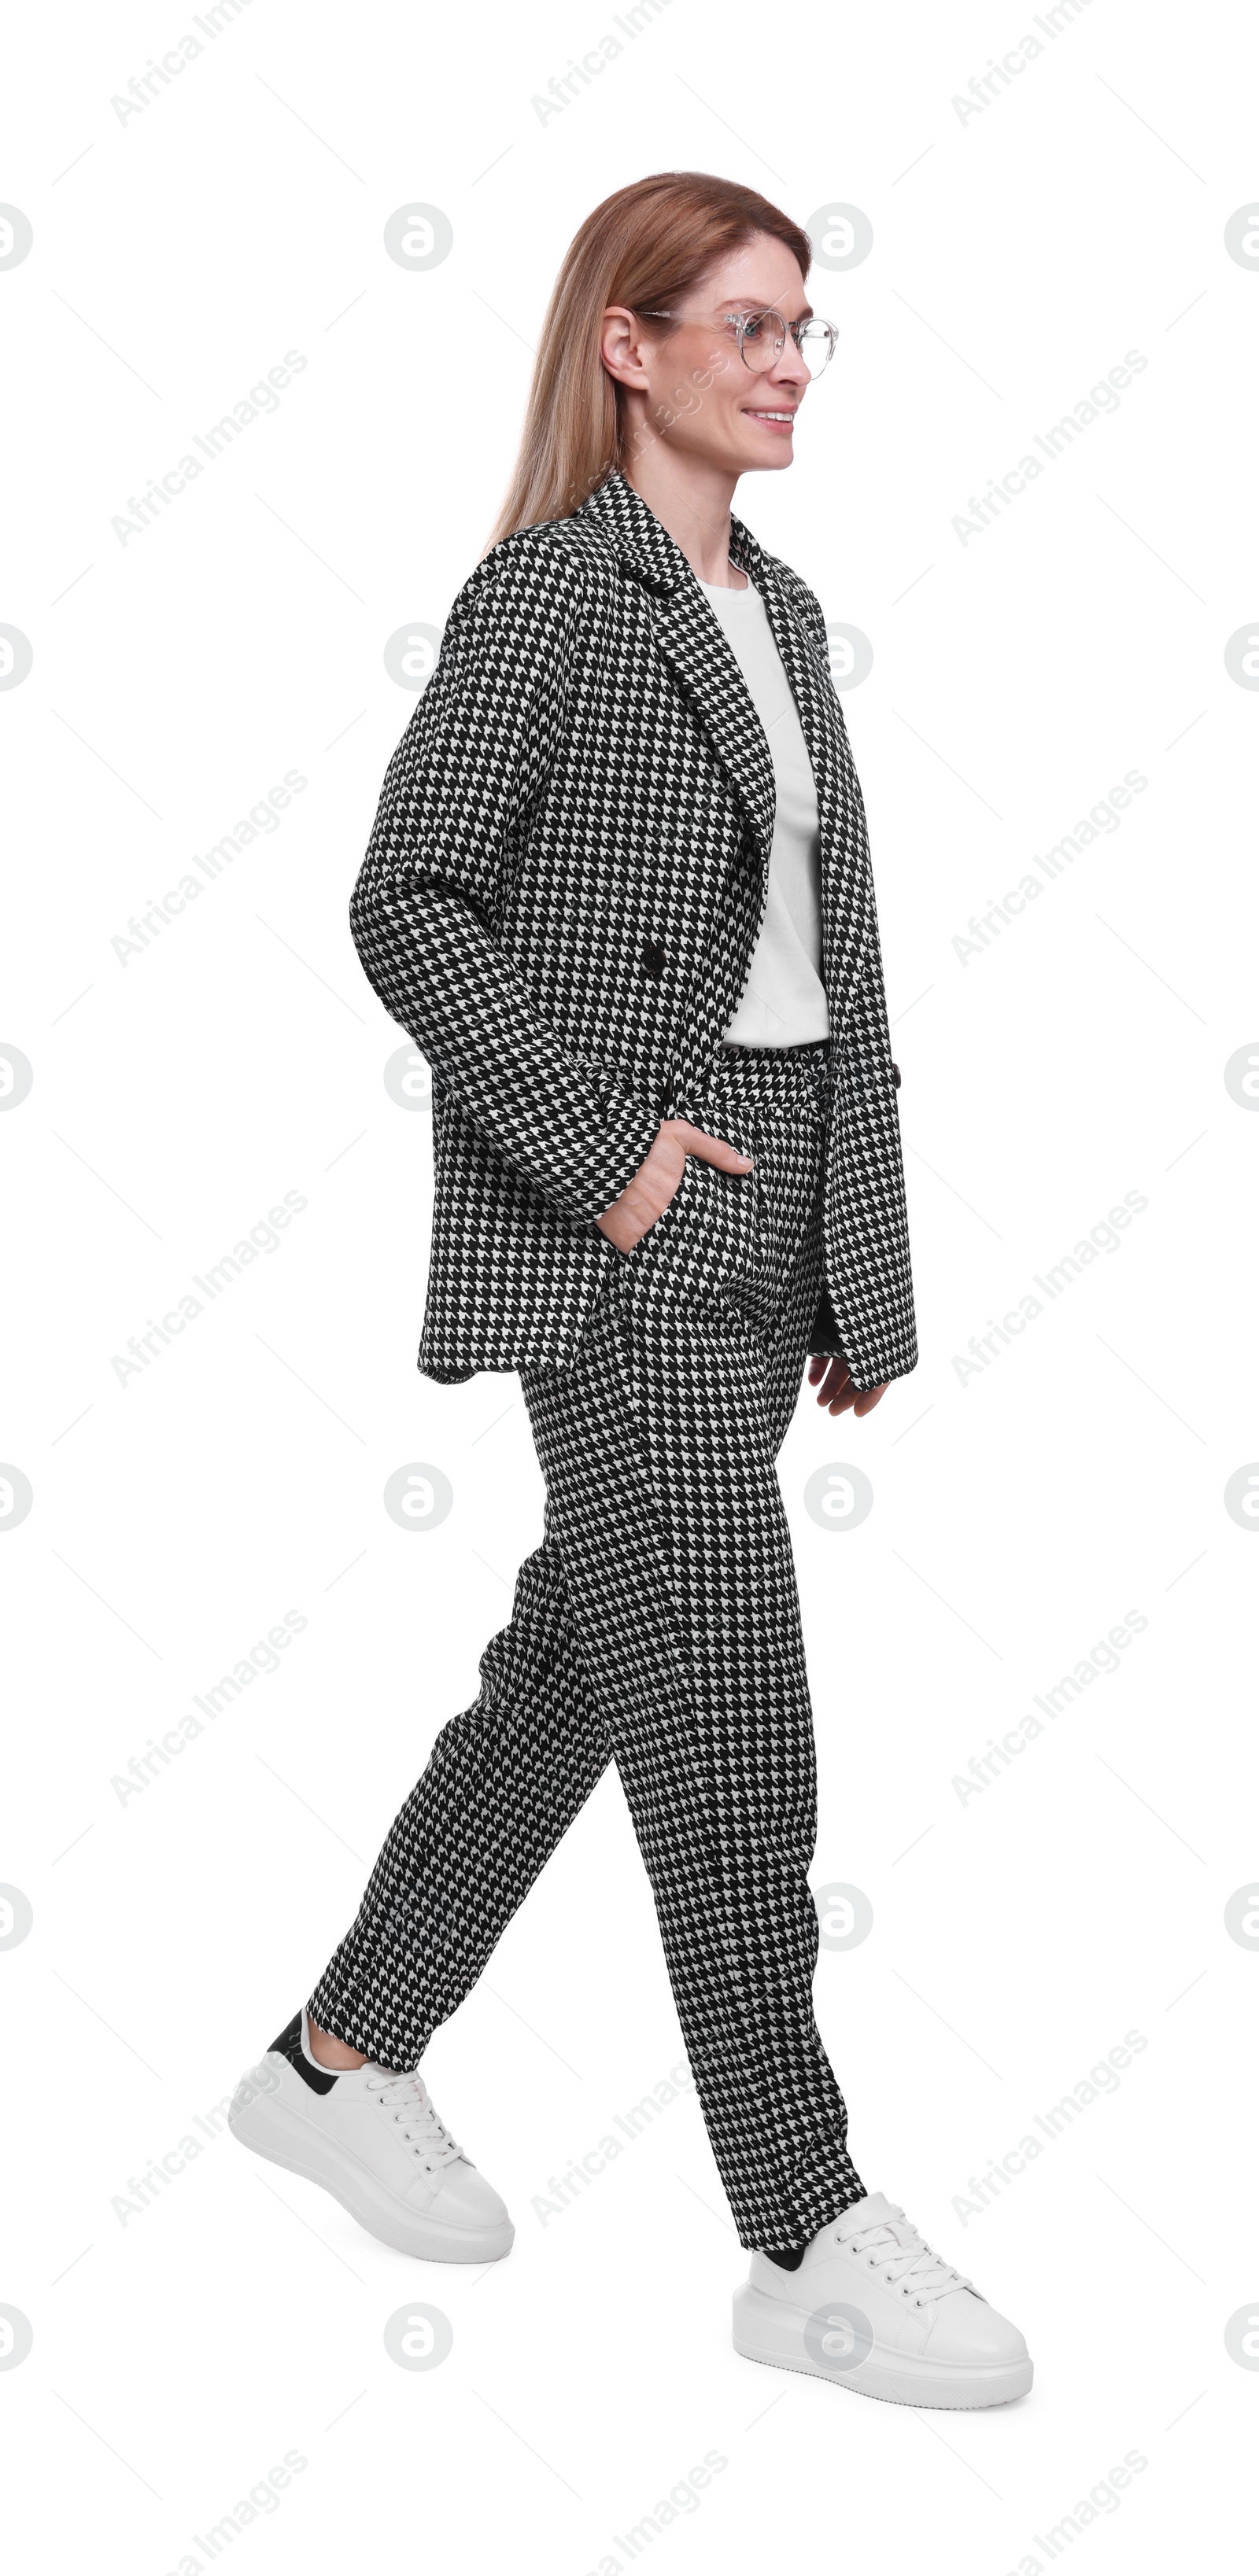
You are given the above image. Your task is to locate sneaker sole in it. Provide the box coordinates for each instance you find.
[229,2077,515,2264]
[732,2283,1032,2409]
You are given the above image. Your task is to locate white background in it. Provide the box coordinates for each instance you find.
[2,0,1257,2567]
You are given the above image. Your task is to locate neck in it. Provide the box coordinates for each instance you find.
[617,432,745,588]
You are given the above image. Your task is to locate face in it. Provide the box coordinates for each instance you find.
[602,233,819,479]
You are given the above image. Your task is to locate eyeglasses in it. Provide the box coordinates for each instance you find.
[633,305,837,380]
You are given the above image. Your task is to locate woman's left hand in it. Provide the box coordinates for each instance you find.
[807,1355,888,1417]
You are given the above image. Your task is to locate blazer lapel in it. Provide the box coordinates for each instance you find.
[577,474,777,883]
[576,472,872,1041]
[645,584,778,884]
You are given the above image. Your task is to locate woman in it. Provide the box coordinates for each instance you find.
[231,171,1031,2409]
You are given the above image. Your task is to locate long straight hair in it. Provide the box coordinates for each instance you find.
[485,171,812,552]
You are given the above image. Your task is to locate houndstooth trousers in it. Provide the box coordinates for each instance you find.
[308,1037,866,2250]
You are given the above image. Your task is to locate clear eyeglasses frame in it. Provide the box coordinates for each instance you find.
[633,304,838,379]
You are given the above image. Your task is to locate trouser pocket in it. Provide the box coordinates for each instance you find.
[622,1113,760,1318]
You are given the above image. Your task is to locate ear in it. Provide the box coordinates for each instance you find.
[600,304,653,390]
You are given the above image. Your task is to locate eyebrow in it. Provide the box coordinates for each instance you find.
[721,300,816,322]
[721,296,818,316]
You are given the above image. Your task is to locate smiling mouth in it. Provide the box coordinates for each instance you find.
[744,408,797,426]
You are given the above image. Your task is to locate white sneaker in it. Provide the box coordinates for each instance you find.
[733,2191,1032,2408]
[228,2010,514,2263]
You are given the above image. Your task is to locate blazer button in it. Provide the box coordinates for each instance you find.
[892,1062,902,1089]
[641,937,666,984]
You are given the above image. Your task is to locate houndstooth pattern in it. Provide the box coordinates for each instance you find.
[349,469,917,1395]
[308,1040,866,2249]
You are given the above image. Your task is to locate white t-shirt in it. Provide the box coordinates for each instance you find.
[700,577,830,1048]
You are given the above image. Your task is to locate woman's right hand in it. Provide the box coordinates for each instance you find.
[596,1118,755,1252]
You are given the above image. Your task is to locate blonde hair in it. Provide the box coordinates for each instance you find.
[485,171,812,551]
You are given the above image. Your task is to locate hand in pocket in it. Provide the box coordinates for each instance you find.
[596,1118,755,1252]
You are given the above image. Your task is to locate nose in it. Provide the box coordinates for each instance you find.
[768,336,808,391]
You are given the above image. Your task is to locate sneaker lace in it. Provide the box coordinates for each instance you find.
[364,2071,465,2173]
[839,2204,977,2309]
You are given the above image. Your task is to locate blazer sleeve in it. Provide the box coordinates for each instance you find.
[349,542,661,1229]
[784,566,917,1388]
[820,901,917,1389]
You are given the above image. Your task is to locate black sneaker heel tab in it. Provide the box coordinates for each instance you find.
[270,2009,338,2095]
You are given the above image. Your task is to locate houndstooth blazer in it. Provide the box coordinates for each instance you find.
[350,469,917,1392]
